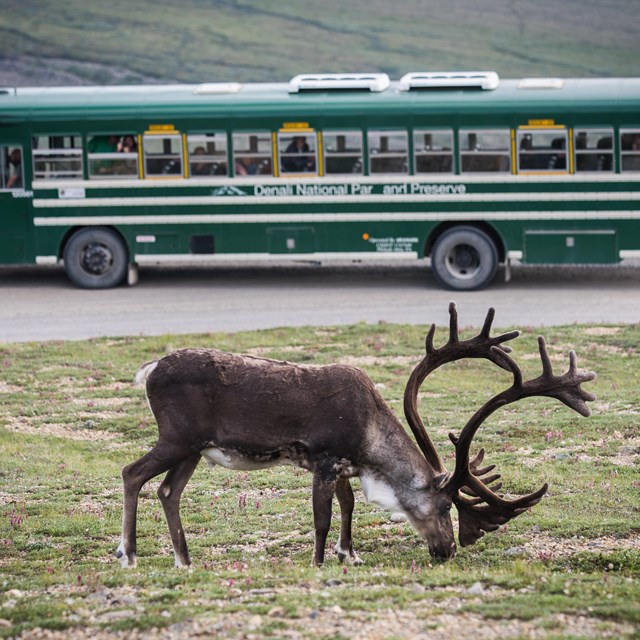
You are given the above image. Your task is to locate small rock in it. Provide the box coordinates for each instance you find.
[504,546,529,556]
[96,609,136,623]
[325,579,343,587]
[390,512,407,523]
[467,581,484,595]
[247,615,262,629]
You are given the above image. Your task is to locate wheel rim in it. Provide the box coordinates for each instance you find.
[80,242,114,276]
[443,242,482,280]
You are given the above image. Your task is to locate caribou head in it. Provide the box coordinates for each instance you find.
[403,302,596,552]
[117,303,595,568]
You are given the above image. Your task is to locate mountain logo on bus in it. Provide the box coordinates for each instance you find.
[211,185,248,196]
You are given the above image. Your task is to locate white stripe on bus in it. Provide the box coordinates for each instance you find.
[34,210,640,227]
[32,191,640,209]
[35,250,638,265]
[32,173,640,191]
[133,252,420,263]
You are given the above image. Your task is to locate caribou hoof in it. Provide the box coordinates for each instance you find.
[116,543,137,568]
[335,542,363,565]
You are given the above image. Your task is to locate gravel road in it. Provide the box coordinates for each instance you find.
[1,260,639,343]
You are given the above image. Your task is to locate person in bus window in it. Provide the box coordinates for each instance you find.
[6,148,23,189]
[596,136,613,171]
[191,146,212,176]
[624,134,640,171]
[235,157,248,175]
[235,156,259,175]
[283,136,314,172]
[89,135,119,174]
[117,135,137,153]
[89,135,119,154]
[548,137,566,170]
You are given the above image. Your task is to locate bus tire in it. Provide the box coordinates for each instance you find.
[431,226,498,291]
[63,227,128,289]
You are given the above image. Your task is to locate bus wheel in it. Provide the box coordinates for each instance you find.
[431,226,498,291]
[63,227,128,289]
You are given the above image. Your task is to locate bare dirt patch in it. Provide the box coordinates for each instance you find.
[0,382,22,394]
[10,606,635,639]
[521,531,640,559]
[531,433,640,467]
[583,327,623,336]
[4,416,116,442]
[339,355,416,367]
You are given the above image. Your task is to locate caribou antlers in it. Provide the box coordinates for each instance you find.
[404,302,596,548]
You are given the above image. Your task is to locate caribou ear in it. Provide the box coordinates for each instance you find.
[433,472,452,490]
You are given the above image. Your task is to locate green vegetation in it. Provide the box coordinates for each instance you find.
[0,0,638,85]
[0,321,639,638]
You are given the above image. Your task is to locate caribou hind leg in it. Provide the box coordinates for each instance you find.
[157,453,202,568]
[117,442,193,568]
[334,478,362,565]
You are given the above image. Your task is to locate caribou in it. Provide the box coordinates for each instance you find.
[117,303,595,568]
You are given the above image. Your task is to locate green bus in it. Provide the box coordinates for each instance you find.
[1,71,639,290]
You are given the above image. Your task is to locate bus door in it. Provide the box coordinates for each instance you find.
[0,144,29,264]
[516,125,569,174]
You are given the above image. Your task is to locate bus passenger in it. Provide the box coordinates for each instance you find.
[89,135,119,154]
[547,137,566,170]
[235,156,258,175]
[235,158,248,175]
[191,146,211,176]
[117,135,137,153]
[283,136,315,172]
[6,148,22,189]
[89,135,119,174]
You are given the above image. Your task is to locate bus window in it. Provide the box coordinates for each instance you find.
[323,131,363,175]
[188,133,228,177]
[32,135,83,180]
[621,129,640,171]
[232,132,273,176]
[460,130,511,173]
[413,130,453,173]
[278,132,317,174]
[1,146,23,190]
[88,134,138,179]
[368,130,408,174]
[517,129,568,172]
[143,134,183,177]
[574,129,613,172]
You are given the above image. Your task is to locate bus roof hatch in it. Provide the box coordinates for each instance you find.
[288,73,390,93]
[398,71,500,91]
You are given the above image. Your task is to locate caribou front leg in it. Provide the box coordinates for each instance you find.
[311,464,339,566]
[334,478,362,565]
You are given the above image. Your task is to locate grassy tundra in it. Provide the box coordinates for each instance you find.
[0,321,639,638]
[0,0,638,86]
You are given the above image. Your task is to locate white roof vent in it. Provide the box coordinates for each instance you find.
[518,78,565,90]
[288,73,390,93]
[193,82,242,95]
[399,71,500,91]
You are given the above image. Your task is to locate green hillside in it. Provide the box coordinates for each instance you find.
[0,0,638,86]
